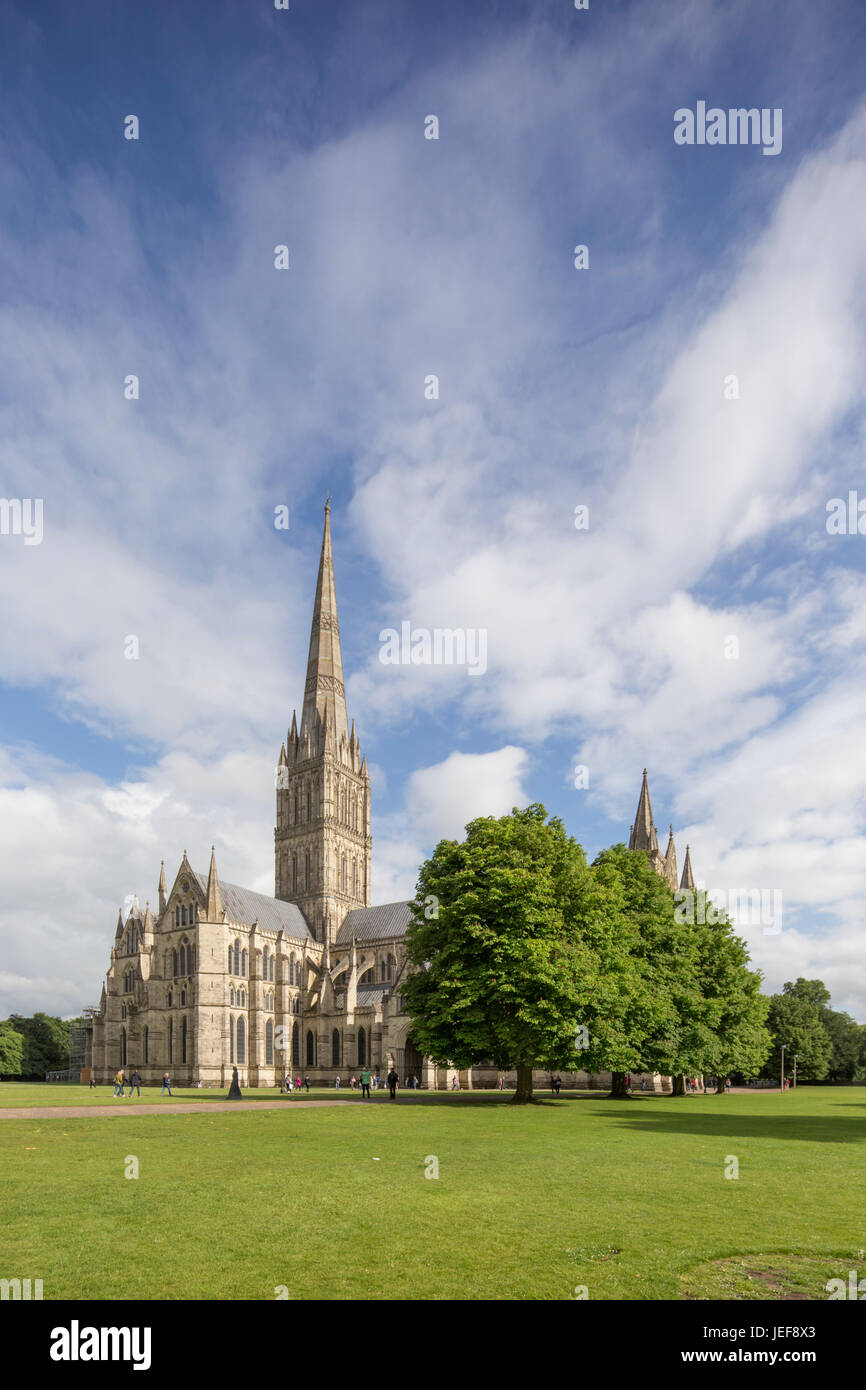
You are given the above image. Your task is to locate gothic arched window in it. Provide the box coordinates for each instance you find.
[263,946,269,979]
[144,1025,149,1064]
[172,949,178,978]
[169,1018,174,1063]
[306,786,311,821]
[230,985,235,1006]
[179,945,186,976]
[167,989,173,1008]
[352,860,358,897]
[181,1016,188,1064]
[180,989,186,1007]
[292,1022,300,1067]
[233,940,240,976]
[332,1029,340,1067]
[181,906,187,926]
[292,856,297,892]
[266,1019,274,1065]
[289,953,296,986]
[269,955,274,982]
[175,906,180,927]
[305,852,310,891]
[237,1017,246,1065]
[121,1027,127,1066]
[358,1027,366,1066]
[306,1029,315,1066]
[241,949,247,978]
[229,1015,235,1064]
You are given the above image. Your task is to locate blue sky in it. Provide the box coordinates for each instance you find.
[2,0,866,1020]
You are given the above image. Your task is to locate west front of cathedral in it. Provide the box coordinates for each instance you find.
[86,504,697,1091]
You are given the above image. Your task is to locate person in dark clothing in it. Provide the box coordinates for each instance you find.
[553,1076,562,1096]
[387,1068,399,1099]
[304,1075,311,1093]
[129,1069,141,1097]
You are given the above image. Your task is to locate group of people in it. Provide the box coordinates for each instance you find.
[281,1075,312,1093]
[111,1069,174,1096]
[330,1072,420,1092]
[112,1069,142,1096]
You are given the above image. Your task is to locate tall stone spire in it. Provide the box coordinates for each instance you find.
[629,769,659,856]
[206,845,224,921]
[300,500,349,750]
[275,501,372,941]
[663,825,678,891]
[680,844,695,891]
[158,860,167,915]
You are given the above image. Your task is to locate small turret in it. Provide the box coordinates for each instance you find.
[206,845,225,922]
[663,825,678,891]
[680,845,696,891]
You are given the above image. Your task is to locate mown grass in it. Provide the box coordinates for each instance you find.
[0,1087,862,1300]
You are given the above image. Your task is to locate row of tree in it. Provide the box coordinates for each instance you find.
[402,805,858,1103]
[762,979,866,1082]
[0,1013,71,1078]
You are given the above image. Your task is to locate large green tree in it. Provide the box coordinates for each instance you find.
[403,805,613,1102]
[8,1013,70,1075]
[0,1021,24,1076]
[591,846,705,1097]
[782,979,862,1082]
[761,993,832,1082]
[691,896,771,1092]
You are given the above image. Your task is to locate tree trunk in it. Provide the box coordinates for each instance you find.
[607,1070,629,1098]
[716,1077,726,1095]
[512,1063,534,1104]
[672,1074,686,1096]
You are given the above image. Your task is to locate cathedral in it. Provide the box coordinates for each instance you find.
[85,504,697,1091]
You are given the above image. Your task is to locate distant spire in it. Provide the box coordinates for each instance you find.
[663,825,678,891]
[206,845,224,921]
[115,908,124,939]
[158,860,167,915]
[300,502,349,748]
[628,769,659,856]
[680,844,695,891]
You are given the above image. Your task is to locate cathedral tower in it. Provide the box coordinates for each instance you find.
[628,768,665,876]
[274,502,371,942]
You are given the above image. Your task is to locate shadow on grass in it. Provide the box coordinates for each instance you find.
[602,1105,866,1143]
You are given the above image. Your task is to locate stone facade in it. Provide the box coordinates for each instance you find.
[86,506,694,1092]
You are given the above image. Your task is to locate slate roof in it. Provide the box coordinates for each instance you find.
[191,872,314,940]
[336,901,413,944]
[355,985,389,1006]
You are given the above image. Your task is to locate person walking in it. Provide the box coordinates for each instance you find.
[553,1075,562,1096]
[335,1075,340,1089]
[295,1076,302,1093]
[387,1068,399,1099]
[113,1069,124,1097]
[498,1075,504,1092]
[304,1075,311,1093]
[360,1066,371,1099]
[350,1075,357,1091]
[128,1068,141,1097]
[626,1073,632,1092]
[160,1072,172,1096]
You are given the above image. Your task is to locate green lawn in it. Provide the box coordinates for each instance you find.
[0,1087,862,1300]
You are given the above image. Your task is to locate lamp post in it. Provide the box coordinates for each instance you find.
[780,1043,786,1093]
[793,1054,798,1089]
